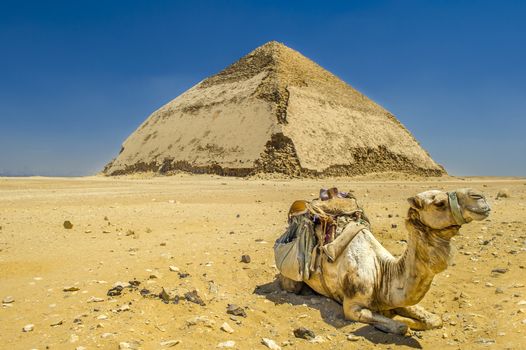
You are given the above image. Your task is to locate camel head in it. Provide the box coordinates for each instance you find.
[407,188,491,233]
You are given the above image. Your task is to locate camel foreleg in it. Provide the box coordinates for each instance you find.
[393,305,443,330]
[343,298,408,335]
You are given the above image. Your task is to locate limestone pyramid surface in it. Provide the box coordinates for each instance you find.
[103,41,445,177]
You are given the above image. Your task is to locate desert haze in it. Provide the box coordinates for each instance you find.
[1,175,525,349]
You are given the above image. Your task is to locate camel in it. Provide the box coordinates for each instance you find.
[279,188,491,334]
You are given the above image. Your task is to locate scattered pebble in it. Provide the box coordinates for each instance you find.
[22,324,34,332]
[226,304,247,317]
[169,266,180,272]
[160,339,180,347]
[492,268,508,274]
[220,322,234,334]
[496,189,509,199]
[261,338,281,350]
[63,220,73,229]
[119,341,140,349]
[217,340,235,348]
[241,255,251,263]
[107,286,123,296]
[87,296,104,303]
[293,327,315,340]
[63,286,80,292]
[184,290,205,306]
[347,334,359,341]
[187,316,215,328]
[2,296,14,304]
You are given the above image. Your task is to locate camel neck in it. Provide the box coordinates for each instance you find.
[380,213,456,307]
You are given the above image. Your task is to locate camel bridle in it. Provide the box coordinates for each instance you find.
[448,191,466,225]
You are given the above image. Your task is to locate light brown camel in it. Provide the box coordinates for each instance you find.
[279,188,491,334]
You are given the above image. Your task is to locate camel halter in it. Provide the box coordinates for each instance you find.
[448,192,466,225]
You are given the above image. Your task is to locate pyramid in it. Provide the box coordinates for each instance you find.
[103,41,445,177]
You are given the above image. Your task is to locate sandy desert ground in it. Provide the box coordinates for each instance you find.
[0,175,525,350]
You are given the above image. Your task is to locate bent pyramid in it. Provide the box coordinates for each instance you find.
[103,41,445,177]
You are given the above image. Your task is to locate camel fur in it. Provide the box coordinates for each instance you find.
[279,188,491,335]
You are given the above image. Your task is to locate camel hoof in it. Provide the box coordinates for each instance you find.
[374,322,408,335]
[278,274,303,294]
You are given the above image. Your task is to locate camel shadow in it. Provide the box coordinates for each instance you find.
[254,278,422,349]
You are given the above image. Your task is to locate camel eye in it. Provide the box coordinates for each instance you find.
[435,200,446,208]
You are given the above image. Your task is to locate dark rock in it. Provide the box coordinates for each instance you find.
[129,280,141,287]
[241,255,251,263]
[107,286,123,297]
[226,304,247,317]
[391,224,397,229]
[139,288,150,296]
[184,290,205,306]
[159,288,170,304]
[293,327,315,340]
[178,272,190,278]
[492,268,508,274]
[63,221,73,229]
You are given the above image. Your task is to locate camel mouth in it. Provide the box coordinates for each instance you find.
[466,206,491,218]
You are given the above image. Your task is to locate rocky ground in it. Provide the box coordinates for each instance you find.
[0,175,525,349]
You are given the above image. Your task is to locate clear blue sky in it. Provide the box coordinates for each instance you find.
[1,0,524,176]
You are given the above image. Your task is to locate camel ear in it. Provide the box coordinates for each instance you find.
[407,196,423,209]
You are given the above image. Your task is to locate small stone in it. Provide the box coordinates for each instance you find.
[184,290,205,306]
[186,316,215,328]
[226,304,247,317]
[101,332,114,338]
[208,281,219,294]
[496,189,509,199]
[76,347,87,350]
[169,266,180,272]
[97,314,108,320]
[492,268,508,274]
[391,223,397,228]
[217,340,235,348]
[485,282,494,287]
[107,285,123,296]
[63,286,80,292]
[87,296,105,303]
[149,273,161,279]
[476,338,495,344]
[117,303,130,312]
[293,327,315,340]
[70,334,79,343]
[309,336,325,343]
[241,255,251,263]
[63,220,73,229]
[159,288,171,303]
[495,288,504,294]
[220,322,234,333]
[262,338,281,350]
[119,341,140,349]
[517,300,526,305]
[347,334,359,341]
[160,339,180,347]
[2,296,14,304]
[22,324,34,332]
[50,320,63,327]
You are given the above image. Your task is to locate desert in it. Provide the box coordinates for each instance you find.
[1,175,525,349]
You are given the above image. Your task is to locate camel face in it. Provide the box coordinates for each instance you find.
[407,188,490,230]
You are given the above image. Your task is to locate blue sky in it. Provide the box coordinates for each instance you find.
[0,0,524,176]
